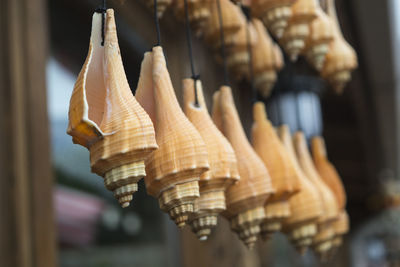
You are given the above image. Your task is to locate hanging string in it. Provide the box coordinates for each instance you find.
[183,0,200,107]
[216,0,229,86]
[241,5,257,104]
[154,0,162,46]
[95,0,107,46]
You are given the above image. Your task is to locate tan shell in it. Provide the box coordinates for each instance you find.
[332,210,349,247]
[183,78,240,240]
[251,103,302,239]
[212,86,274,249]
[280,0,318,61]
[172,0,212,35]
[136,46,210,228]
[251,19,279,97]
[322,0,358,94]
[67,10,158,208]
[305,7,334,71]
[251,0,296,38]
[203,0,245,47]
[277,125,323,253]
[311,136,346,210]
[273,44,285,71]
[144,0,173,17]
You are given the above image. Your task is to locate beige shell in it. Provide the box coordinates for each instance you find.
[251,19,279,97]
[183,78,240,240]
[277,125,323,253]
[280,0,318,61]
[172,0,212,35]
[322,0,358,94]
[212,86,274,249]
[332,210,349,247]
[251,103,302,239]
[144,0,173,17]
[203,0,245,47]
[305,7,334,71]
[67,10,158,208]
[251,0,296,38]
[135,46,210,228]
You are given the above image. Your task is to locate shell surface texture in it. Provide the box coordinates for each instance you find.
[280,0,318,61]
[135,46,210,228]
[67,9,158,208]
[277,125,323,253]
[183,78,240,240]
[292,132,339,256]
[212,86,274,249]
[251,0,296,38]
[322,0,358,94]
[173,0,212,35]
[251,103,301,240]
[304,7,334,71]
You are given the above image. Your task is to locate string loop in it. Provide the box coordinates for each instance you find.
[216,0,229,86]
[95,0,107,46]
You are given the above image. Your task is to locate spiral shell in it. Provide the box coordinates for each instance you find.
[212,86,274,249]
[173,0,212,36]
[135,47,209,227]
[183,79,240,240]
[67,9,158,208]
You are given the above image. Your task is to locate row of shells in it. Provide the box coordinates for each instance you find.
[144,0,358,96]
[67,8,349,257]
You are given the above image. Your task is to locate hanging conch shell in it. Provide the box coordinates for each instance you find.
[135,47,209,227]
[251,103,301,240]
[311,136,349,249]
[172,0,212,35]
[204,0,246,49]
[273,44,285,71]
[322,0,358,94]
[225,22,258,80]
[213,86,274,249]
[67,10,158,208]
[293,132,339,257]
[251,19,281,97]
[280,0,318,61]
[183,79,240,240]
[251,0,296,38]
[304,7,334,71]
[144,0,173,17]
[278,125,322,254]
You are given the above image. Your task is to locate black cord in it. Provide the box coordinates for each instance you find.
[95,0,107,46]
[183,0,199,107]
[216,0,229,86]
[242,6,257,104]
[154,0,161,46]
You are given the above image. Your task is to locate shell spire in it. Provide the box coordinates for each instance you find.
[213,86,274,249]
[67,9,158,208]
[278,125,323,254]
[293,132,339,258]
[136,46,209,228]
[251,0,296,38]
[251,103,301,240]
[280,0,318,61]
[183,79,240,240]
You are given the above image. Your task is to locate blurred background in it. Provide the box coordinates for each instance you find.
[1,0,400,266]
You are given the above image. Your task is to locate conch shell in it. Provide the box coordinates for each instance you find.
[304,7,334,71]
[311,136,349,249]
[136,47,209,227]
[183,79,240,240]
[251,0,296,38]
[213,86,274,249]
[204,0,245,49]
[173,0,212,35]
[67,9,158,208]
[144,0,173,17]
[278,125,323,254]
[251,19,282,98]
[293,132,339,258]
[322,0,358,94]
[252,103,301,240]
[280,0,318,61]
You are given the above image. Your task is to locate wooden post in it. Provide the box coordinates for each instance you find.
[0,1,57,267]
